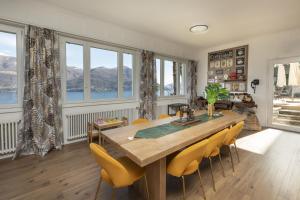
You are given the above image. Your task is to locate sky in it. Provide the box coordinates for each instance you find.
[66,43,132,69]
[0,31,16,57]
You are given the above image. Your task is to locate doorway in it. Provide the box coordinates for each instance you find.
[268,57,300,132]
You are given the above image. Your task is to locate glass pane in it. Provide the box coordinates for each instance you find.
[0,31,17,104]
[156,59,160,96]
[179,63,185,95]
[90,48,118,99]
[164,60,175,96]
[272,62,300,127]
[66,43,84,101]
[123,53,133,98]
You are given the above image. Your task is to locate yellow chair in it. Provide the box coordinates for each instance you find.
[223,121,244,172]
[90,143,149,200]
[204,128,229,191]
[158,114,171,119]
[167,139,209,199]
[131,118,150,125]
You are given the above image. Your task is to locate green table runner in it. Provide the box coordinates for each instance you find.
[134,113,223,139]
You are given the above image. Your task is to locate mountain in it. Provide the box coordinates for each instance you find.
[0,55,17,90]
[67,66,132,92]
[0,54,133,92]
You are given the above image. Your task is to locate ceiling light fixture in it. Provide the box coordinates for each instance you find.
[189,25,208,33]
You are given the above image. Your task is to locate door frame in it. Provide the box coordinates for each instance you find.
[267,56,300,133]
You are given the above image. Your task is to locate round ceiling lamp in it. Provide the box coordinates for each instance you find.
[189,25,208,33]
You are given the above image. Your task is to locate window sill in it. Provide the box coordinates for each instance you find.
[63,98,139,108]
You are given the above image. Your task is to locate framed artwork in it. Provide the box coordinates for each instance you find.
[216,69,224,75]
[208,45,248,92]
[226,58,233,68]
[208,70,214,76]
[221,59,227,68]
[214,60,221,68]
[225,83,231,91]
[232,83,240,91]
[236,66,244,74]
[239,82,246,91]
[236,57,245,65]
[236,48,245,56]
[209,61,215,69]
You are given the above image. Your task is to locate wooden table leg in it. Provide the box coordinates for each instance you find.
[146,158,166,200]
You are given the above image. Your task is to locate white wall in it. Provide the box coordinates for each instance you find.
[0,0,197,60]
[197,28,300,126]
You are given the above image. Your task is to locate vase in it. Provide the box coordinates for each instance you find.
[207,104,214,117]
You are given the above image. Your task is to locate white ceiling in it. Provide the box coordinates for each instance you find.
[42,0,300,48]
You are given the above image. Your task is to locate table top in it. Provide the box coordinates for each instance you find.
[94,120,124,130]
[102,110,246,167]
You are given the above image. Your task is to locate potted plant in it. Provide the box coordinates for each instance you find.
[205,83,229,117]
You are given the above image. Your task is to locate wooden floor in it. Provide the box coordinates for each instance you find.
[0,128,300,200]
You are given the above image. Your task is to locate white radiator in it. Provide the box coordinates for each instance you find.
[0,120,18,156]
[66,108,137,141]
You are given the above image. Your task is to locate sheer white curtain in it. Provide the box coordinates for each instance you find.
[288,62,300,86]
[276,64,286,87]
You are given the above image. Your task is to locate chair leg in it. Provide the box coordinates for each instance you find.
[181,176,186,199]
[94,177,102,200]
[144,175,150,200]
[197,169,206,200]
[218,153,225,177]
[208,157,216,191]
[111,188,116,200]
[228,145,235,173]
[234,142,240,163]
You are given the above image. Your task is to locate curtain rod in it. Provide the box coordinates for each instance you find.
[0,18,191,61]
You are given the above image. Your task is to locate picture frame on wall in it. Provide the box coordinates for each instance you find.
[236,57,245,65]
[209,61,215,69]
[221,59,227,68]
[226,58,233,68]
[216,69,224,75]
[236,66,244,74]
[225,83,231,91]
[239,82,246,91]
[236,48,245,56]
[214,60,221,68]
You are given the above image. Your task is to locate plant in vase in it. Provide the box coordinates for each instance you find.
[205,83,229,117]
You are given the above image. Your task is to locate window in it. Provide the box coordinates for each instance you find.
[0,25,22,106]
[62,37,136,103]
[123,53,133,97]
[155,56,186,97]
[66,43,84,101]
[164,60,175,96]
[155,58,161,96]
[90,48,118,99]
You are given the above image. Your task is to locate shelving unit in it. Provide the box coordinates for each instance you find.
[207,45,248,93]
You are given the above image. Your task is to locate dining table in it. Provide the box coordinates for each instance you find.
[101,110,246,200]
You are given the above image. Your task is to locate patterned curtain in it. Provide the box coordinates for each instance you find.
[187,60,198,108]
[173,61,177,95]
[14,25,62,158]
[139,50,157,120]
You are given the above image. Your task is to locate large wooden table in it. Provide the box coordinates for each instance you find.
[102,110,246,200]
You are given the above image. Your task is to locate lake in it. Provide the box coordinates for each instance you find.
[0,91,133,104]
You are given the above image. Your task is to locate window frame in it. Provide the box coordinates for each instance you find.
[60,36,138,105]
[155,55,187,98]
[0,24,24,110]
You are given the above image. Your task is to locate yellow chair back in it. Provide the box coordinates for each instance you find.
[90,143,131,187]
[167,139,209,177]
[204,128,228,157]
[224,121,244,145]
[132,118,150,125]
[158,114,171,119]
